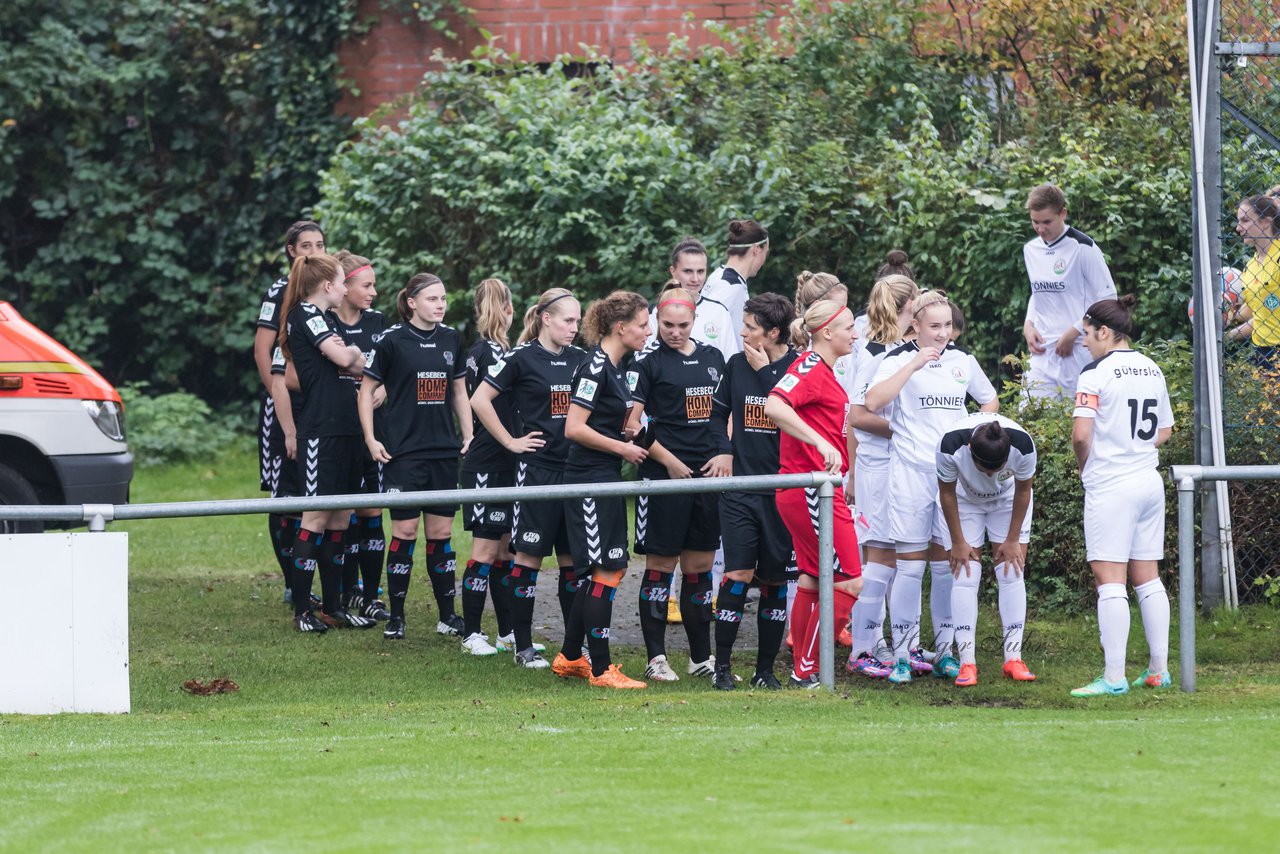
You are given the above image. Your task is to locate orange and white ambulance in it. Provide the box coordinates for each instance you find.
[0,301,133,532]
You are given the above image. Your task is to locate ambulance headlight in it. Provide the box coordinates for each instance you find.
[83,400,125,441]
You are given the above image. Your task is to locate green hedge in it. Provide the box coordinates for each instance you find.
[319,0,1191,384]
[0,0,357,406]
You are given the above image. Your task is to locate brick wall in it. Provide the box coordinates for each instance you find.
[337,0,773,117]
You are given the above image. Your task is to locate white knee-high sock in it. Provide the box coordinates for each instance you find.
[850,577,888,659]
[930,560,954,655]
[996,563,1027,663]
[862,562,895,661]
[890,559,925,660]
[1134,578,1170,673]
[1097,583,1130,684]
[951,561,982,665]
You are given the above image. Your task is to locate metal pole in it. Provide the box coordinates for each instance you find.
[1178,475,1198,693]
[817,478,835,691]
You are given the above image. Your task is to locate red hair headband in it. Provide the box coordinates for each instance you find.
[343,264,372,280]
[813,306,849,334]
[658,298,697,311]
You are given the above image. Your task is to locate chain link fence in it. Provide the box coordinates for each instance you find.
[1217,0,1280,602]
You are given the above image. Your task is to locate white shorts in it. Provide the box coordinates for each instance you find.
[1084,470,1165,563]
[936,491,1033,549]
[887,457,946,550]
[1025,344,1090,401]
[854,459,893,548]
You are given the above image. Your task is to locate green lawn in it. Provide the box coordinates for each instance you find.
[2,448,1278,852]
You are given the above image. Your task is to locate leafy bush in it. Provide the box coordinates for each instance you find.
[119,384,240,467]
[0,0,358,404]
[319,0,1190,385]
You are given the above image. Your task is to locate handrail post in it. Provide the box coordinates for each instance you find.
[83,504,114,532]
[1178,475,1198,693]
[817,476,835,691]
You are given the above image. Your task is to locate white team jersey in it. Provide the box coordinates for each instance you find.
[852,312,869,363]
[871,341,997,471]
[1072,348,1173,490]
[849,338,905,465]
[936,412,1037,503]
[702,265,749,338]
[1023,226,1116,342]
[646,293,739,359]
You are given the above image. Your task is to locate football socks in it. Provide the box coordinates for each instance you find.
[1097,583,1130,684]
[1134,577,1170,674]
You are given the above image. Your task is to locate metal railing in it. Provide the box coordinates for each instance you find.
[0,471,848,689]
[1172,464,1280,693]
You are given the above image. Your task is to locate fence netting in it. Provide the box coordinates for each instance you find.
[1217,0,1280,601]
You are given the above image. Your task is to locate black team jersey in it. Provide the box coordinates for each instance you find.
[329,308,387,390]
[564,346,632,474]
[711,347,799,477]
[256,276,288,334]
[462,338,518,473]
[483,340,587,471]
[629,339,729,469]
[363,322,466,459]
[286,302,359,437]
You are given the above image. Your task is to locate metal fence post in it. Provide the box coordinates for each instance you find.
[1178,475,1198,693]
[817,477,835,691]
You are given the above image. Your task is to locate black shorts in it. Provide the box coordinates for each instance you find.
[635,478,721,557]
[359,447,383,496]
[720,490,793,583]
[299,434,363,499]
[511,462,572,558]
[259,395,301,498]
[382,454,459,520]
[460,468,515,540]
[563,466,629,577]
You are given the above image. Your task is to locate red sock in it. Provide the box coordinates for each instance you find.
[792,587,820,678]
[834,589,857,627]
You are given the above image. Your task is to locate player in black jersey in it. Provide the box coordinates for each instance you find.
[255,220,324,605]
[708,293,799,690]
[472,287,586,669]
[624,287,732,683]
[329,250,390,623]
[359,274,479,647]
[278,254,377,633]
[551,291,651,690]
[459,278,518,657]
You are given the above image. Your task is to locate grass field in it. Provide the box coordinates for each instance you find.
[2,447,1279,852]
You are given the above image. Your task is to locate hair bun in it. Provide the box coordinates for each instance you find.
[1118,293,1139,308]
[728,220,745,237]
[885,249,909,266]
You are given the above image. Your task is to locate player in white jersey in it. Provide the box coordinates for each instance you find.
[936,413,1038,686]
[846,272,918,678]
[1022,183,1117,400]
[649,238,739,360]
[1069,295,1174,697]
[865,291,998,684]
[702,219,769,338]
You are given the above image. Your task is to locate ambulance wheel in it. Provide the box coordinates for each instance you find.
[0,462,42,534]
